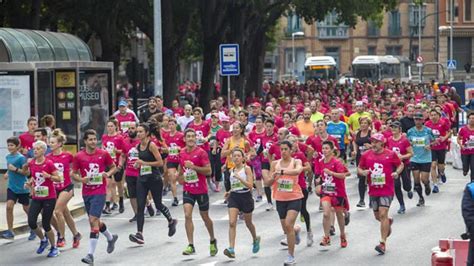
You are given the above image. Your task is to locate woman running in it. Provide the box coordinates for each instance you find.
[458,112,474,182]
[223,148,260,259]
[352,117,372,208]
[25,140,61,257]
[163,117,185,206]
[267,140,303,265]
[129,123,177,245]
[248,116,266,201]
[319,140,350,248]
[47,129,81,248]
[101,119,124,214]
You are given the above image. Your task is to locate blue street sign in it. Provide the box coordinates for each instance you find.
[447,59,457,70]
[219,44,240,76]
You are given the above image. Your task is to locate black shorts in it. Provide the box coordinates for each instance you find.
[227,191,254,213]
[7,188,30,206]
[410,162,431,173]
[183,191,209,212]
[57,183,74,195]
[166,161,179,169]
[276,199,302,219]
[126,176,138,199]
[261,162,270,171]
[369,196,393,212]
[431,150,447,164]
[113,168,124,182]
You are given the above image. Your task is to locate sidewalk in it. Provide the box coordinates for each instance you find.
[0,186,85,235]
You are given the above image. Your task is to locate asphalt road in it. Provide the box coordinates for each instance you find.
[0,165,468,266]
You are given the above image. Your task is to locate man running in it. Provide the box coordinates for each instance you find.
[72,129,118,264]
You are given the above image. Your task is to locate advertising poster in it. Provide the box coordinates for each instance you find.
[0,75,30,168]
[55,71,78,146]
[79,72,109,144]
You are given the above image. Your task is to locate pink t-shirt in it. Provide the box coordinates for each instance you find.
[115,113,136,134]
[425,120,451,150]
[458,126,474,155]
[19,132,35,151]
[269,143,282,161]
[29,159,57,200]
[248,130,266,151]
[46,152,73,191]
[122,137,141,177]
[179,146,210,194]
[102,134,124,164]
[293,151,308,189]
[288,125,301,137]
[260,133,278,163]
[386,135,411,165]
[359,149,401,197]
[305,135,338,175]
[321,157,348,198]
[163,131,185,163]
[187,121,211,151]
[73,149,114,196]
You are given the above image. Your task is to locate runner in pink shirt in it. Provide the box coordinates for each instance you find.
[19,117,38,154]
[247,116,266,201]
[260,118,278,211]
[72,129,118,265]
[114,100,138,134]
[458,112,474,182]
[358,133,404,255]
[163,117,185,206]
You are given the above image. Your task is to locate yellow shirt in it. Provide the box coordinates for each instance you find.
[310,112,325,123]
[348,112,370,132]
[296,120,315,138]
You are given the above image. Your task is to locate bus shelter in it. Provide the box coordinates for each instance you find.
[0,28,114,168]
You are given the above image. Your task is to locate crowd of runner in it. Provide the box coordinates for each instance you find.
[2,78,474,265]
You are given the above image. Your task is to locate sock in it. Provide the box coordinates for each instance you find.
[174,197,178,201]
[105,201,110,209]
[158,205,172,222]
[264,187,272,204]
[119,197,124,207]
[414,183,423,198]
[88,230,99,255]
[99,223,113,241]
[210,239,216,244]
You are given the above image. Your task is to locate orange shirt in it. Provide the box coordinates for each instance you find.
[296,120,315,139]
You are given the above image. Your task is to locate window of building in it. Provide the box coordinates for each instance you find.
[368,46,377,55]
[388,10,401,37]
[317,11,349,39]
[448,37,472,70]
[386,45,402,55]
[446,0,459,22]
[409,3,426,36]
[367,20,380,37]
[287,12,302,34]
[465,0,474,22]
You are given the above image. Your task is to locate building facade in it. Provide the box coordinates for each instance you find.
[277,0,437,81]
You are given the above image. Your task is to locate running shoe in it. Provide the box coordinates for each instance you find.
[345,212,351,225]
[439,172,447,183]
[417,198,425,207]
[102,207,112,215]
[111,203,118,211]
[129,232,145,245]
[387,218,393,237]
[182,244,196,255]
[214,183,221,192]
[307,232,314,247]
[210,239,218,256]
[129,215,137,223]
[356,201,366,208]
[280,238,288,246]
[28,229,37,241]
[1,230,14,239]
[223,247,235,259]
[265,203,274,211]
[81,254,94,264]
[168,219,178,237]
[432,185,439,194]
[320,236,331,246]
[397,205,406,214]
[73,233,82,248]
[119,204,125,214]
[407,191,414,199]
[106,234,118,253]
[252,236,261,253]
[340,235,348,248]
[146,204,155,217]
[284,254,296,265]
[210,182,217,192]
[172,198,179,207]
[47,246,60,257]
[329,226,336,236]
[57,237,65,248]
[37,239,49,254]
[425,184,431,196]
[319,204,323,212]
[375,242,386,255]
[256,195,262,202]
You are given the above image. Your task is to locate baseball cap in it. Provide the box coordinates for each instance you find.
[220,115,230,122]
[414,112,424,119]
[355,101,364,106]
[118,100,127,107]
[370,133,386,143]
[330,101,337,107]
[390,121,401,128]
[251,102,261,108]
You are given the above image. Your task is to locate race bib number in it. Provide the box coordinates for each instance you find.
[412,137,425,147]
[88,173,103,185]
[277,178,294,192]
[331,134,341,141]
[184,169,199,183]
[323,182,336,194]
[230,176,244,191]
[467,140,474,148]
[108,149,116,158]
[35,186,49,197]
[121,122,131,132]
[359,146,366,153]
[140,165,152,175]
[432,129,440,138]
[372,173,386,186]
[169,145,179,156]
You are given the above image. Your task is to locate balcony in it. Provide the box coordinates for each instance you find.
[388,26,401,37]
[318,26,349,39]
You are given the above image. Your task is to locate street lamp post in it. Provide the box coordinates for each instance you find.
[449,0,454,81]
[291,31,304,80]
[418,2,422,82]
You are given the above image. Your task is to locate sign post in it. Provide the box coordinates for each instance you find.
[416,55,423,81]
[219,44,240,109]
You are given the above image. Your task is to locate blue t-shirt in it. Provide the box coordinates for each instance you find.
[6,153,29,194]
[26,146,51,159]
[327,121,349,149]
[407,126,434,164]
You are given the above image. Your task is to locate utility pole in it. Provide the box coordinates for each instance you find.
[449,0,454,81]
[418,1,422,81]
[154,0,163,96]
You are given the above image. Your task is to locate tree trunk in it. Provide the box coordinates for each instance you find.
[246,29,267,98]
[199,40,218,112]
